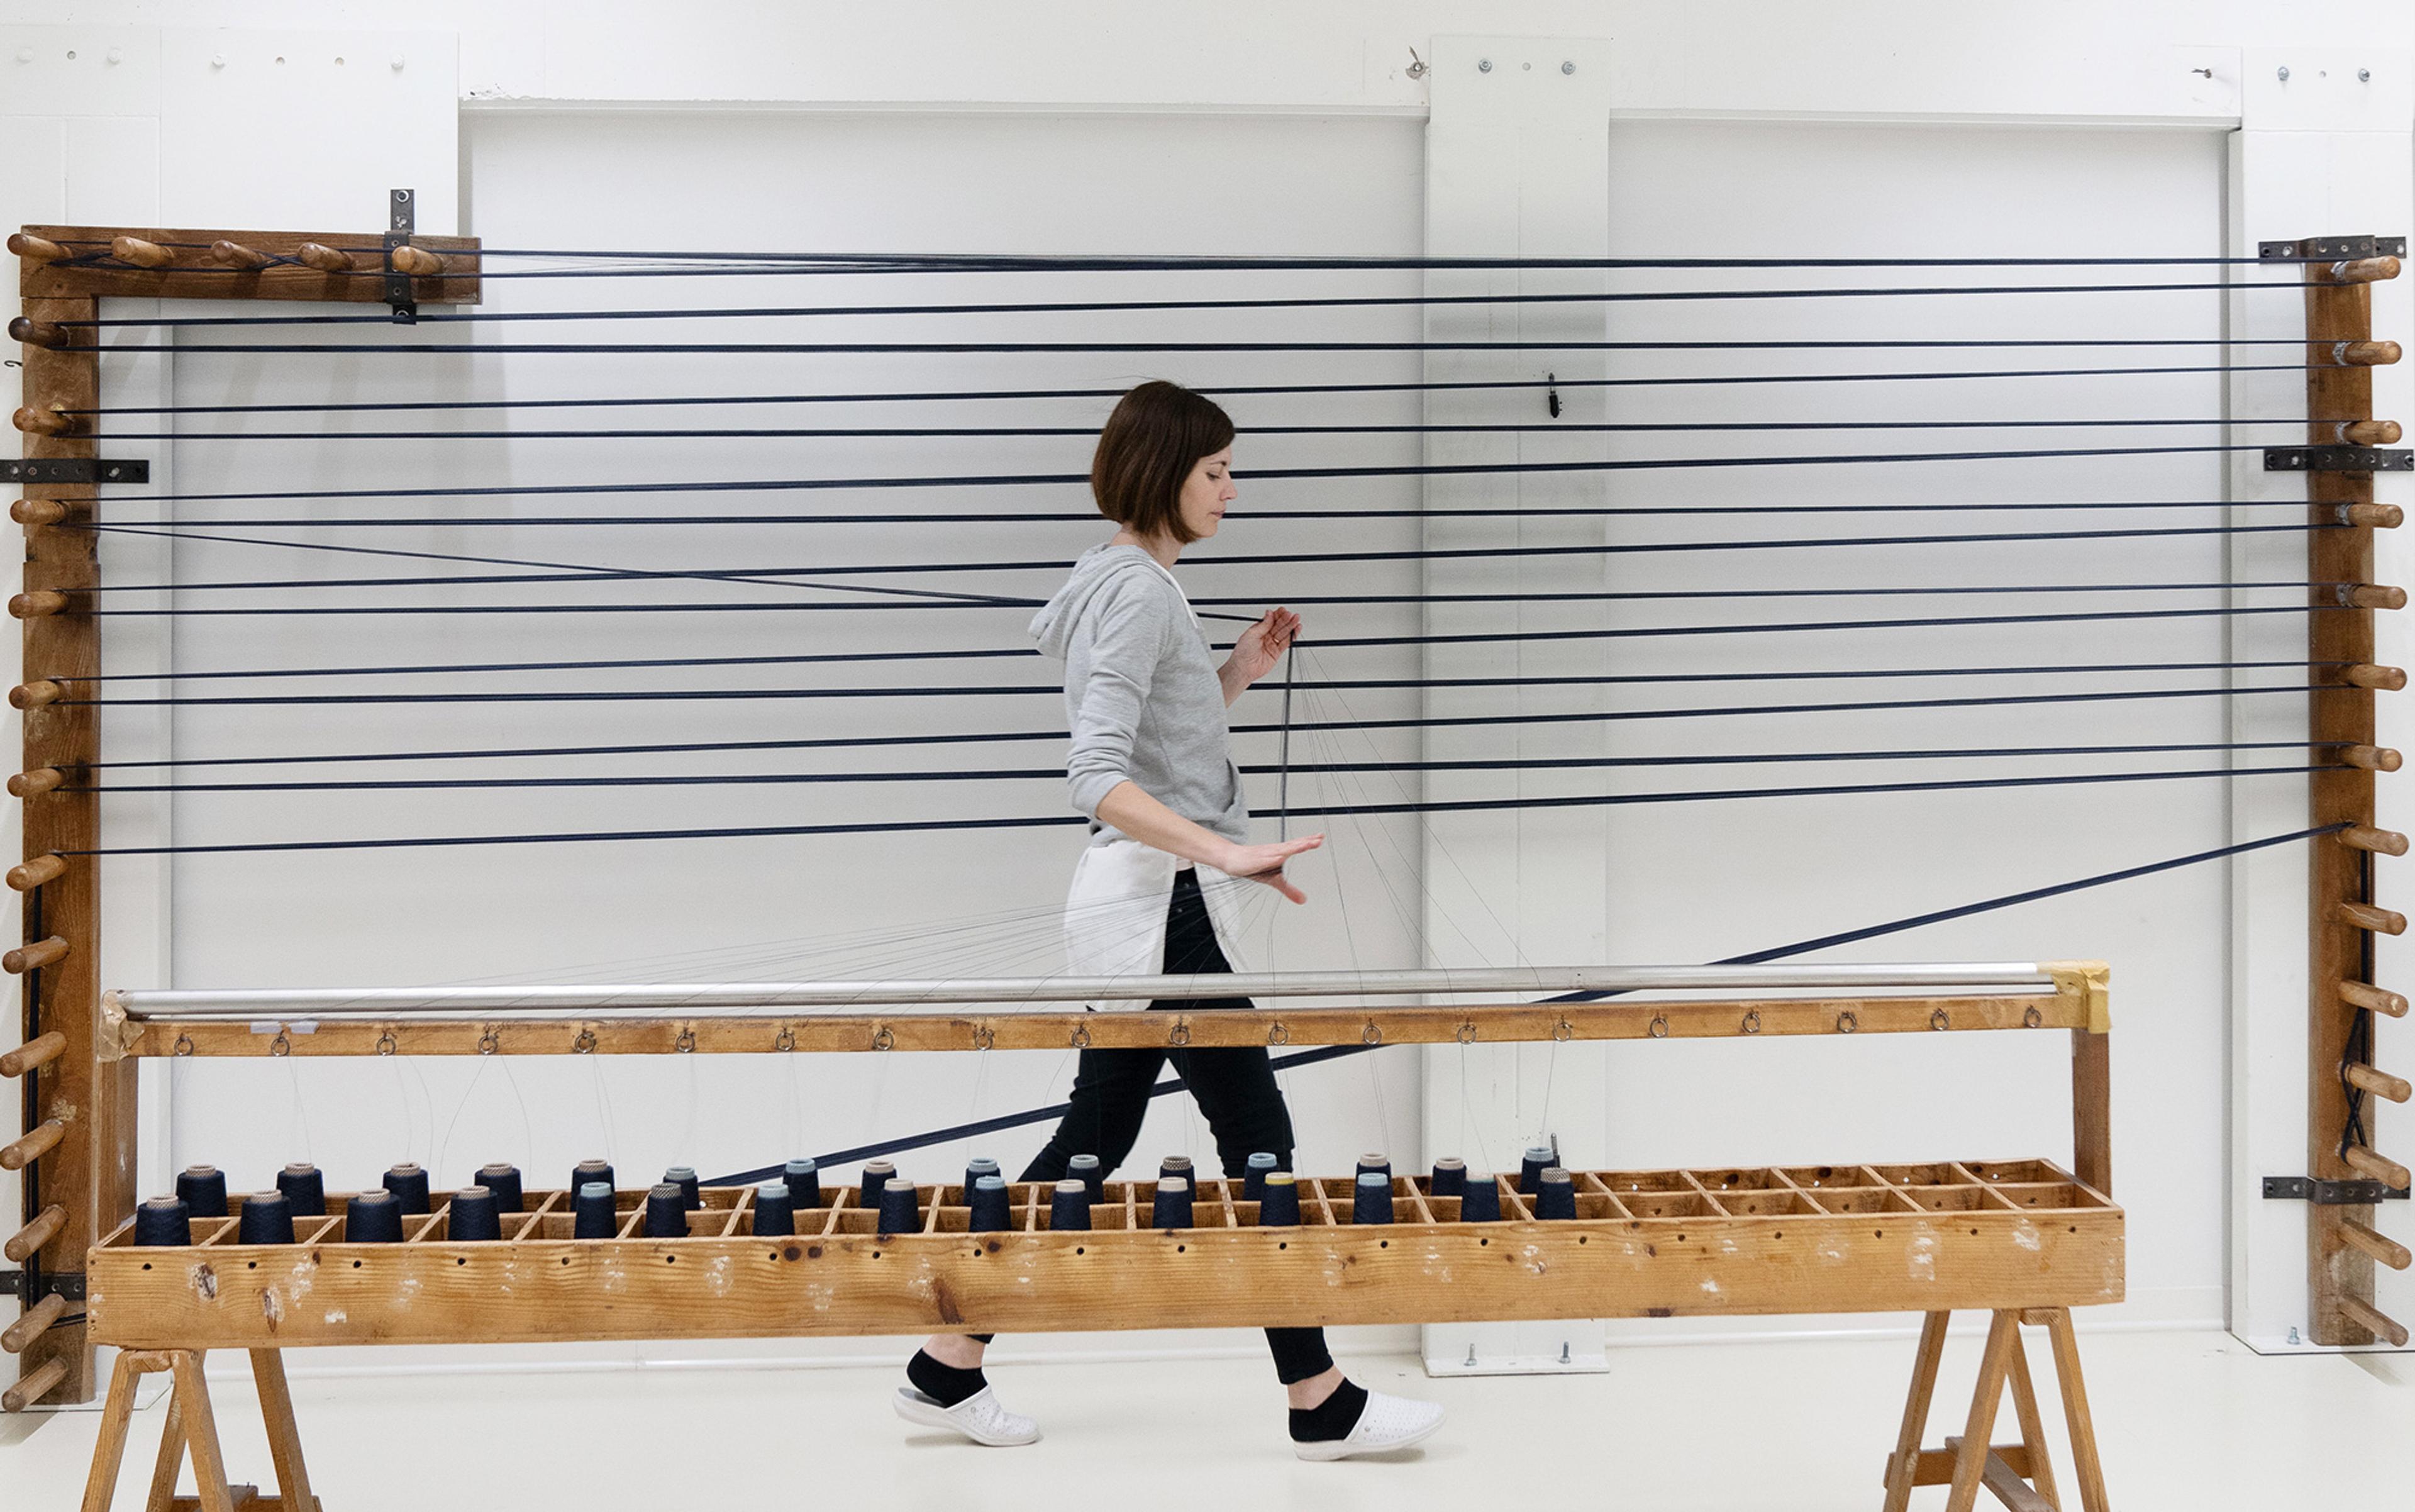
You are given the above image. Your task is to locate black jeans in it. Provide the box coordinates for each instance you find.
[991,867,1335,1386]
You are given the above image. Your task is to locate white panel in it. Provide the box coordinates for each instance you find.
[64,114,159,225]
[157,28,459,232]
[2240,48,2415,130]
[2226,123,2415,1354]
[0,25,161,118]
[1419,34,1615,1376]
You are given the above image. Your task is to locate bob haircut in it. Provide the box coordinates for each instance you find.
[1090,380,1235,545]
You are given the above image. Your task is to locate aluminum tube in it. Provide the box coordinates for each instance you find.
[109,962,2056,1020]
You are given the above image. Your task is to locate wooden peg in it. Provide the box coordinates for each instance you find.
[2342,980,2410,1016]
[2339,1217,2412,1271]
[7,316,69,350]
[2341,827,2410,857]
[0,1118,65,1171]
[2339,584,2409,610]
[2342,503,2406,528]
[9,591,69,618]
[2343,1144,2412,1191]
[8,767,64,797]
[12,405,74,437]
[0,1291,65,1353]
[2341,664,2408,691]
[4,1204,64,1264]
[295,242,357,273]
[8,854,66,891]
[2338,745,2404,772]
[2346,1063,2413,1104]
[390,244,447,276]
[4,935,70,974]
[11,499,68,526]
[208,238,275,270]
[109,235,173,268]
[6,231,69,263]
[0,1029,65,1077]
[2332,420,2406,445]
[2339,1296,2411,1348]
[9,681,63,709]
[2329,256,2402,284]
[2336,902,2406,935]
[1,1356,67,1411]
[2333,340,2403,366]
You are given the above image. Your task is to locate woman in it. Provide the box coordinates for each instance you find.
[892,381,1445,1460]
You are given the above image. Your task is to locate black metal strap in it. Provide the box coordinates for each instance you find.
[2262,1176,2412,1204]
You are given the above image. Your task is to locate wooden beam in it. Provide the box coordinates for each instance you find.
[2070,1030,2112,1197]
[2303,244,2390,1349]
[83,1165,2124,1348]
[100,989,2088,1059]
[14,282,126,1408]
[20,224,480,305]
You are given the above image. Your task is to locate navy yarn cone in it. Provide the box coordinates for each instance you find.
[237,1192,294,1246]
[784,1159,821,1208]
[1067,1153,1104,1205]
[1158,1155,1195,1193]
[382,1163,431,1215]
[571,1160,615,1201]
[134,1196,190,1247]
[347,1190,404,1243]
[963,1157,1000,1196]
[1430,1158,1467,1197]
[476,1163,525,1213]
[752,1181,795,1237]
[572,1181,618,1238]
[176,1165,228,1218]
[276,1163,326,1218]
[1048,1178,1091,1232]
[644,1183,688,1238]
[1353,1170,1394,1225]
[1152,1176,1194,1230]
[451,1187,503,1242]
[1460,1176,1502,1222]
[664,1166,701,1209]
[1519,1147,1556,1194]
[858,1159,895,1211]
[969,1175,1013,1233]
[879,1180,921,1234]
[1357,1153,1392,1181]
[1257,1173,1301,1226]
[1536,1168,1577,1220]
[1243,1152,1277,1203]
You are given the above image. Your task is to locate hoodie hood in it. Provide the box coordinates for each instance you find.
[1029,542,1175,658]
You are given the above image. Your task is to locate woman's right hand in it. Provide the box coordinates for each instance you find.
[1219,834,1325,904]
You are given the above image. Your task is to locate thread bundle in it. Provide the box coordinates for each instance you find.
[175,1165,228,1218]
[753,1181,796,1237]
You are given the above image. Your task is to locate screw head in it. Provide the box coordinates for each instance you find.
[1477,58,1491,73]
[2277,65,2290,82]
[1562,60,1575,75]
[2359,67,2372,82]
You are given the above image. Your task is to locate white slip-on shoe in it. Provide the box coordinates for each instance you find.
[892,1384,1041,1447]
[1292,1387,1445,1462]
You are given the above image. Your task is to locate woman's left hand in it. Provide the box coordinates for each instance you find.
[1226,607,1301,687]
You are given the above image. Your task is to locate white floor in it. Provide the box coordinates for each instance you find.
[4,1330,2409,1509]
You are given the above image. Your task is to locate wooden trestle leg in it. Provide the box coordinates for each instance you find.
[77,1347,319,1512]
[1880,1308,2109,1511]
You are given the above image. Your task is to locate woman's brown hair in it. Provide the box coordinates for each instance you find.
[1090,380,1235,545]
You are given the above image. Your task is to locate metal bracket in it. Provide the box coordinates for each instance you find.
[2265,446,2414,474]
[2258,235,2411,260]
[1,457,150,486]
[384,187,418,325]
[2263,1176,2413,1204]
[0,1269,87,1301]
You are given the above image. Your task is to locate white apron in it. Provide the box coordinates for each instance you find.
[1062,842,1254,1008]
[1058,553,1254,1008]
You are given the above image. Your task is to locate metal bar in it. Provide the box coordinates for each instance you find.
[106,960,2063,1019]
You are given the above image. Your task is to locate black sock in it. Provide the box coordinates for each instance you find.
[906,1348,988,1408]
[1287,1379,1368,1442]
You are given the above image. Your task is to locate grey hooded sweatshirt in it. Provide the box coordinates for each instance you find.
[1029,542,1250,845]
